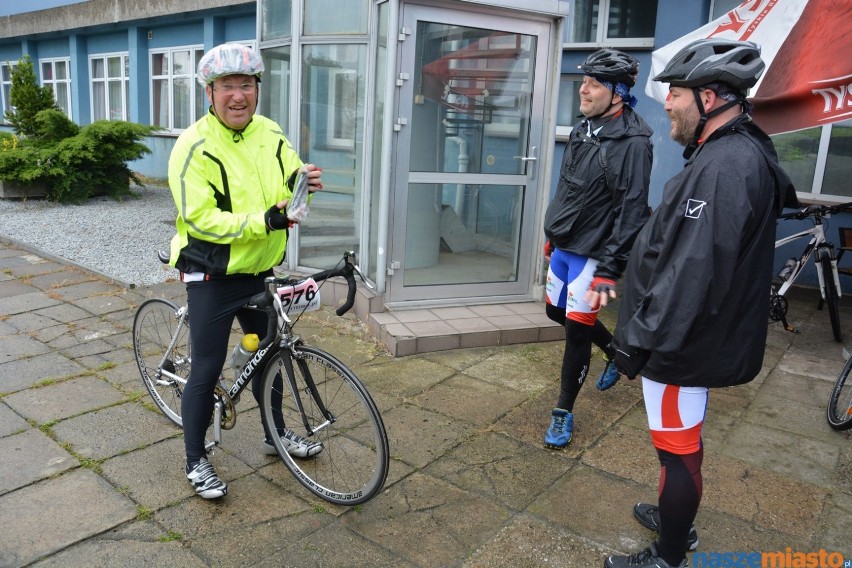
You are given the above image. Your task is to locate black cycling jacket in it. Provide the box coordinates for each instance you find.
[614,114,798,387]
[543,106,653,279]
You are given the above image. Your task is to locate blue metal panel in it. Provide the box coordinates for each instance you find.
[35,38,68,59]
[86,32,128,54]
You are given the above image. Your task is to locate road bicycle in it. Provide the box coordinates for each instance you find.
[132,251,389,505]
[770,201,852,342]
[828,348,852,430]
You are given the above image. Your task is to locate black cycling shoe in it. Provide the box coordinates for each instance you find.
[633,503,699,551]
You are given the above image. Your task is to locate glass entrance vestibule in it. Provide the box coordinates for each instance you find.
[258,0,567,311]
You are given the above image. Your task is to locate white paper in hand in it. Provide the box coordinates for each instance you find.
[287,172,310,222]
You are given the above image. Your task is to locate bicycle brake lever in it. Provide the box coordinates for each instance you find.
[353,264,375,290]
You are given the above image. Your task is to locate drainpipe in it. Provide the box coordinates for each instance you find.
[445,136,468,215]
[376,0,399,295]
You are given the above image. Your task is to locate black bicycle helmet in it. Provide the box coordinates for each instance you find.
[580,49,640,87]
[653,38,764,92]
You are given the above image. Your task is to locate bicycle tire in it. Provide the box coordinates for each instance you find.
[828,355,852,430]
[820,256,842,342]
[133,298,189,427]
[260,345,389,505]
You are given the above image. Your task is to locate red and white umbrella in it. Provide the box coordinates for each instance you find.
[646,0,852,135]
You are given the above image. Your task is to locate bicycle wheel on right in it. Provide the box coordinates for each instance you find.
[260,345,389,506]
[828,354,852,430]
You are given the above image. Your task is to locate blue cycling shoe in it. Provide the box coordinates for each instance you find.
[544,408,574,449]
[596,358,621,391]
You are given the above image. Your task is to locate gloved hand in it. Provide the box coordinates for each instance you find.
[264,204,289,231]
[589,276,616,296]
[544,240,553,260]
[613,345,651,380]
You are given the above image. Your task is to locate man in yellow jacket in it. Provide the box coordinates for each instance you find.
[168,43,323,499]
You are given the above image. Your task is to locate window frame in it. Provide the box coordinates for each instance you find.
[40,57,73,120]
[775,121,852,204]
[149,44,205,133]
[89,52,129,122]
[1,61,18,125]
[562,0,656,49]
[554,73,583,140]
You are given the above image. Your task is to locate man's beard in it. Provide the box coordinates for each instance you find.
[670,105,699,147]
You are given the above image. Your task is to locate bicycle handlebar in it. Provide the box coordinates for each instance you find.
[250,251,369,351]
[778,201,852,221]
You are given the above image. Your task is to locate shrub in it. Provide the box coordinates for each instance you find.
[4,55,58,137]
[0,56,159,203]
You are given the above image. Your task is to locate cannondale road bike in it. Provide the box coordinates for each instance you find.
[770,202,852,342]
[132,251,389,505]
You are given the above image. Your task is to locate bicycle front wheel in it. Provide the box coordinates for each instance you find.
[261,345,389,505]
[828,355,852,430]
[820,257,842,342]
[133,298,189,427]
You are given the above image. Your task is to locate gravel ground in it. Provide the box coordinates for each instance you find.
[0,184,178,287]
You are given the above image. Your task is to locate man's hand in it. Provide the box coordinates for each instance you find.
[265,202,289,231]
[584,276,617,309]
[613,345,650,380]
[301,164,323,192]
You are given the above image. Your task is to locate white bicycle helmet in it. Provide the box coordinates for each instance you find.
[196,43,264,85]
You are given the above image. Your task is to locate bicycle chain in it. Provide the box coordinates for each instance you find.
[213,385,237,429]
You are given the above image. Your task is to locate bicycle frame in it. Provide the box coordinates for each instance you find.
[773,222,836,298]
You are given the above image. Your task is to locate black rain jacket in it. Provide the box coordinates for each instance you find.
[543,106,653,279]
[613,114,798,387]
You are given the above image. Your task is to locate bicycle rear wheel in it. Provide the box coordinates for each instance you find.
[260,345,389,505]
[133,298,189,427]
[828,354,852,430]
[820,256,842,342]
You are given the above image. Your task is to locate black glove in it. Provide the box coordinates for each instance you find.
[264,205,288,231]
[613,345,651,380]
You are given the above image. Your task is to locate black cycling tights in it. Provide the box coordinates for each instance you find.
[182,276,283,463]
[656,447,704,565]
[546,304,615,411]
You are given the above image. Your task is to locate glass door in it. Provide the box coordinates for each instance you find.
[389,3,552,303]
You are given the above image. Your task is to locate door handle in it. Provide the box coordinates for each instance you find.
[513,146,537,179]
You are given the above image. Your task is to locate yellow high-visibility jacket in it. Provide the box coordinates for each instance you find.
[168,111,302,276]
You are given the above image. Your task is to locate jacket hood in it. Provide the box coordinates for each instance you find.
[597,106,654,141]
[701,115,798,215]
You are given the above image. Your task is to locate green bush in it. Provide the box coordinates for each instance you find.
[0,56,159,203]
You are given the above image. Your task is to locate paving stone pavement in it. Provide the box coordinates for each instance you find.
[0,238,850,567]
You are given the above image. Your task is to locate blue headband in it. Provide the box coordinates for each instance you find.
[599,80,639,108]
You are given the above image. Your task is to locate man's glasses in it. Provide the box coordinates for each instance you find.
[214,83,257,94]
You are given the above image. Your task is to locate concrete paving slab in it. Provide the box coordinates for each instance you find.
[722,420,840,489]
[0,428,78,494]
[25,268,97,291]
[0,290,61,316]
[379,404,475,468]
[253,521,417,568]
[356,356,457,398]
[341,472,514,568]
[424,431,573,511]
[47,280,124,302]
[4,311,65,334]
[51,402,183,460]
[0,469,137,567]
[0,351,86,393]
[0,401,28,437]
[412,374,528,426]
[29,539,208,568]
[0,279,38,298]
[3,375,126,424]
[462,344,559,392]
[71,293,135,316]
[0,333,51,363]
[463,514,615,568]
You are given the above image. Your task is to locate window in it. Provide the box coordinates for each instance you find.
[41,58,73,119]
[773,120,852,201]
[554,74,583,139]
[303,0,368,35]
[710,0,743,20]
[328,68,357,148]
[262,0,292,40]
[150,46,204,131]
[563,0,657,48]
[1,62,17,123]
[90,53,128,121]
